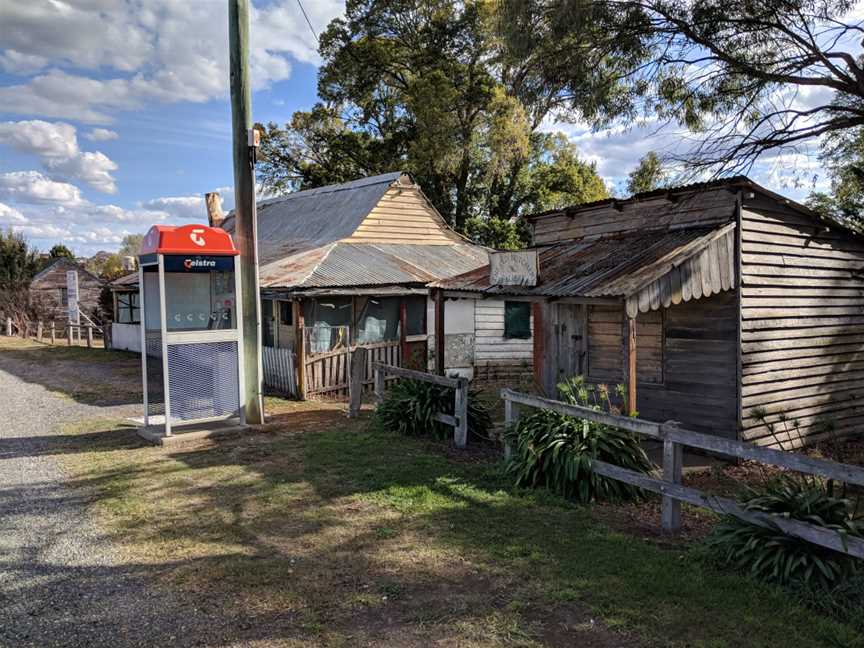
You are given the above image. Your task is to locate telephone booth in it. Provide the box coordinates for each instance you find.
[138,224,245,437]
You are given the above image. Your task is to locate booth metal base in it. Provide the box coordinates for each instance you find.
[128,415,248,447]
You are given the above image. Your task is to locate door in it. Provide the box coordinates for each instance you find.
[554,303,585,387]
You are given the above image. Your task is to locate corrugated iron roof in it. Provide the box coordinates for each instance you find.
[222,171,404,265]
[433,226,725,300]
[110,272,138,287]
[261,242,488,289]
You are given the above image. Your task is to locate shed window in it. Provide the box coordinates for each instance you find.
[261,299,275,347]
[504,301,531,339]
[116,292,140,324]
[303,298,351,353]
[59,287,68,307]
[278,301,292,326]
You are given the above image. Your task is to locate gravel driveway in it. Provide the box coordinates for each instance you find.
[0,355,233,647]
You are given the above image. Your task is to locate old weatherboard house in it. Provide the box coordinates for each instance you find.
[221,172,491,398]
[30,258,104,323]
[434,177,864,449]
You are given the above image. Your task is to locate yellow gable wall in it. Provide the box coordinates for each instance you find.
[343,185,464,245]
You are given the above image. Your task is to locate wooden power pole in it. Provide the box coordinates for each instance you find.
[229,0,264,424]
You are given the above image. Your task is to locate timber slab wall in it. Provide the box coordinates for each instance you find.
[740,195,864,448]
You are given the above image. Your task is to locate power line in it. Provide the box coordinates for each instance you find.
[296,0,319,43]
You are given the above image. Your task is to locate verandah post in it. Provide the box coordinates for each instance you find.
[661,421,683,533]
[625,315,637,415]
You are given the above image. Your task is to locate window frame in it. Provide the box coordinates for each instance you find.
[503,300,532,340]
[115,291,140,324]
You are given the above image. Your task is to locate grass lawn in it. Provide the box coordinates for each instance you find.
[3,338,859,646]
[53,410,860,647]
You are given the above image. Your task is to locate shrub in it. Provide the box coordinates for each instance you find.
[374,378,492,441]
[707,474,863,589]
[504,376,653,503]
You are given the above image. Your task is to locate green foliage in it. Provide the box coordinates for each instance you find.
[117,234,144,259]
[793,573,864,634]
[707,474,863,589]
[256,1,607,231]
[0,228,40,291]
[626,151,666,195]
[374,378,492,441]
[86,253,126,280]
[463,216,527,250]
[504,376,653,503]
[807,126,864,232]
[48,244,75,259]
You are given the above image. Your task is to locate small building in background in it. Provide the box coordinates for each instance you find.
[29,258,104,323]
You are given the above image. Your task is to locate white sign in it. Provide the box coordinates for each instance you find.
[489,250,539,287]
[66,270,80,324]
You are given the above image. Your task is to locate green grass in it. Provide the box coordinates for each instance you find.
[303,427,862,647]
[53,406,862,647]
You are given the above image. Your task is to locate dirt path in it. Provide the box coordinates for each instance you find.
[0,351,236,647]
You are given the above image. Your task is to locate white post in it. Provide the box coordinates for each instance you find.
[157,255,172,437]
[139,264,149,427]
[234,256,248,426]
[5,317,11,337]
[50,322,56,345]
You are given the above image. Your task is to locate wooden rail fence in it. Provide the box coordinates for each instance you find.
[373,362,469,448]
[5,317,103,348]
[501,388,864,559]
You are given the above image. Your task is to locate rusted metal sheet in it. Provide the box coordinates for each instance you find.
[434,224,738,314]
[260,242,488,289]
[490,250,538,286]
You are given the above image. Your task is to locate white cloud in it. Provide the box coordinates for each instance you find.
[0,1,344,124]
[85,128,119,142]
[0,120,119,193]
[0,50,48,75]
[141,195,205,222]
[0,171,84,206]
[0,201,28,224]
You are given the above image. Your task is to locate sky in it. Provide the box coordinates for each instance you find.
[0,1,846,256]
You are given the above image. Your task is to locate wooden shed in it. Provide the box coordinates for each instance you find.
[434,177,864,449]
[29,258,104,323]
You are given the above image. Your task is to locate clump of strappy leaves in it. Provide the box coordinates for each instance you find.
[707,406,863,589]
[504,376,653,503]
[374,377,492,441]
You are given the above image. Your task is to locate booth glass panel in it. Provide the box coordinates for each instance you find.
[165,270,236,332]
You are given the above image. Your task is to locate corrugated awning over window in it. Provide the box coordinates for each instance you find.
[432,223,737,317]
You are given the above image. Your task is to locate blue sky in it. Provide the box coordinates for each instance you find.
[0,1,842,256]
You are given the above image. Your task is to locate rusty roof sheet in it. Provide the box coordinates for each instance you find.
[433,226,724,299]
[110,272,138,288]
[260,242,488,290]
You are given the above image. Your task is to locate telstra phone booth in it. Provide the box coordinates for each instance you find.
[138,224,245,438]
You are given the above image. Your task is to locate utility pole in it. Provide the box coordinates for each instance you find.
[229,0,264,424]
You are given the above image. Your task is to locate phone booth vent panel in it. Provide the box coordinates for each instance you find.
[167,341,240,421]
[138,224,246,437]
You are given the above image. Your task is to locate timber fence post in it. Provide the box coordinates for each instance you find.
[86,324,93,348]
[374,364,385,403]
[454,377,468,448]
[5,317,11,337]
[66,326,73,346]
[50,322,56,345]
[36,321,43,341]
[348,346,366,418]
[503,390,520,459]
[661,421,683,533]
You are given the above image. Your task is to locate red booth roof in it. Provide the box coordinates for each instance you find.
[139,224,239,256]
